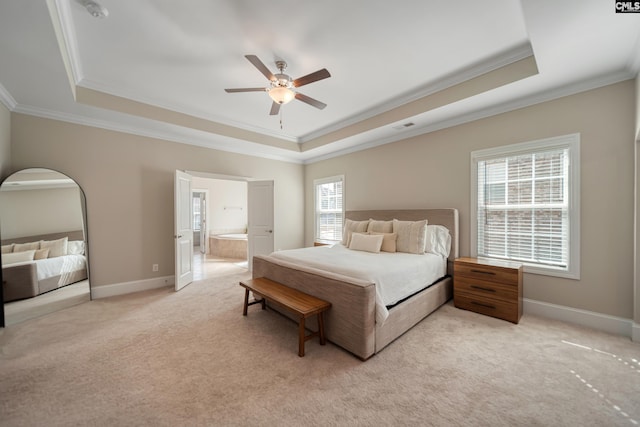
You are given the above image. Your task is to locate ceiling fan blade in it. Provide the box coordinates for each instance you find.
[269,102,281,116]
[245,55,275,81]
[293,68,331,87]
[295,92,327,109]
[224,88,266,93]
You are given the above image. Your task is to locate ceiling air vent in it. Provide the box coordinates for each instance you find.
[392,122,415,130]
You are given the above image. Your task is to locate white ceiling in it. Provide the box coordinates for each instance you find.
[0,0,639,163]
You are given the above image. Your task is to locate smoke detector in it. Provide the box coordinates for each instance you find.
[83,0,108,18]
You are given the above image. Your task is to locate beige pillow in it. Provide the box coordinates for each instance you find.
[341,219,370,246]
[40,237,68,258]
[1,244,14,254]
[2,249,36,266]
[367,219,393,233]
[34,248,50,260]
[370,232,397,253]
[14,241,40,252]
[393,219,428,254]
[349,232,384,253]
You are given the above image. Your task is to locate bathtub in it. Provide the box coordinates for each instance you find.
[209,233,248,259]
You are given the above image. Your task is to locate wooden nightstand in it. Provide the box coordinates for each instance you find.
[454,257,523,324]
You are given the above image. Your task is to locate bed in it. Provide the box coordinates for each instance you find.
[1,230,88,303]
[252,208,459,360]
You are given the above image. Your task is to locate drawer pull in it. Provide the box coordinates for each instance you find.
[470,269,496,276]
[470,285,496,293]
[471,301,496,310]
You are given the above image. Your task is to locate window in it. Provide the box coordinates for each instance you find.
[471,134,580,279]
[314,175,344,242]
[193,194,201,230]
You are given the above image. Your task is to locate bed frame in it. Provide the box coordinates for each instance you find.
[252,208,459,360]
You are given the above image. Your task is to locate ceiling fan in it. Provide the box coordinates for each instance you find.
[225,55,331,116]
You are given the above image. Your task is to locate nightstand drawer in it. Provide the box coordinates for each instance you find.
[454,276,517,302]
[454,262,519,286]
[454,291,520,324]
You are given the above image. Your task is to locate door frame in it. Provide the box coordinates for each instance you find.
[192,188,209,254]
[183,170,274,269]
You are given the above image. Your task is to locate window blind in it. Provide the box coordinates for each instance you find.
[315,178,343,241]
[477,148,569,268]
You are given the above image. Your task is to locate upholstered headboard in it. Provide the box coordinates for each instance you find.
[345,209,459,265]
[1,230,85,246]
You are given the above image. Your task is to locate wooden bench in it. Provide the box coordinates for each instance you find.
[239,277,331,357]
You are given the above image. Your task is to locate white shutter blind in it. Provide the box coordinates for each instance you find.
[477,147,569,268]
[316,178,343,241]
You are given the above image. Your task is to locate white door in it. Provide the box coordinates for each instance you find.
[247,180,274,271]
[174,170,194,291]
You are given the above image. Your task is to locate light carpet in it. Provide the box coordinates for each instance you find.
[1,269,639,426]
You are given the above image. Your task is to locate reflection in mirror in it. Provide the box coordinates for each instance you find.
[1,168,90,326]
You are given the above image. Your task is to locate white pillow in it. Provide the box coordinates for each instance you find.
[370,232,397,253]
[348,233,384,253]
[13,241,39,252]
[67,240,85,255]
[40,237,68,258]
[1,244,14,254]
[342,219,370,246]
[367,219,393,233]
[2,249,36,266]
[425,225,452,258]
[393,219,428,254]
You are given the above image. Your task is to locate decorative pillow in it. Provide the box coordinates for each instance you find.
[67,240,85,255]
[367,219,393,233]
[1,244,14,254]
[348,232,384,253]
[393,219,428,254]
[341,219,370,246]
[40,237,68,258]
[13,241,40,252]
[370,232,397,253]
[2,249,36,266]
[34,248,50,260]
[425,225,452,258]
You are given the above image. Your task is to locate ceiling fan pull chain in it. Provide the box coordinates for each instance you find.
[280,108,284,130]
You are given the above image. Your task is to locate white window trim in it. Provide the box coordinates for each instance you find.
[313,175,345,242]
[470,134,580,279]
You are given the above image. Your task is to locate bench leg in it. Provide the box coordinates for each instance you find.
[242,288,249,316]
[318,312,326,345]
[298,317,306,357]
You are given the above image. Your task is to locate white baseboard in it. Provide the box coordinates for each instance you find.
[91,276,174,299]
[524,298,633,338]
[633,322,640,342]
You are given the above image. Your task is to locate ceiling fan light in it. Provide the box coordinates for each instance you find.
[268,87,295,105]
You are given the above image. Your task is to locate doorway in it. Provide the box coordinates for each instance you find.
[191,177,248,281]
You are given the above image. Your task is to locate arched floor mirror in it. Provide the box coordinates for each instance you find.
[1,168,90,326]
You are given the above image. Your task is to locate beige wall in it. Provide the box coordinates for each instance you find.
[0,103,10,179]
[192,177,247,235]
[305,80,636,319]
[0,186,83,239]
[10,114,304,288]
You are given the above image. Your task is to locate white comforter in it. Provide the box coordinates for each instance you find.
[35,254,86,281]
[269,244,446,324]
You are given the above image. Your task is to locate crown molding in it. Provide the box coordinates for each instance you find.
[299,42,534,143]
[77,78,300,144]
[303,70,634,164]
[0,83,17,111]
[47,0,83,84]
[11,65,633,167]
[12,104,304,164]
